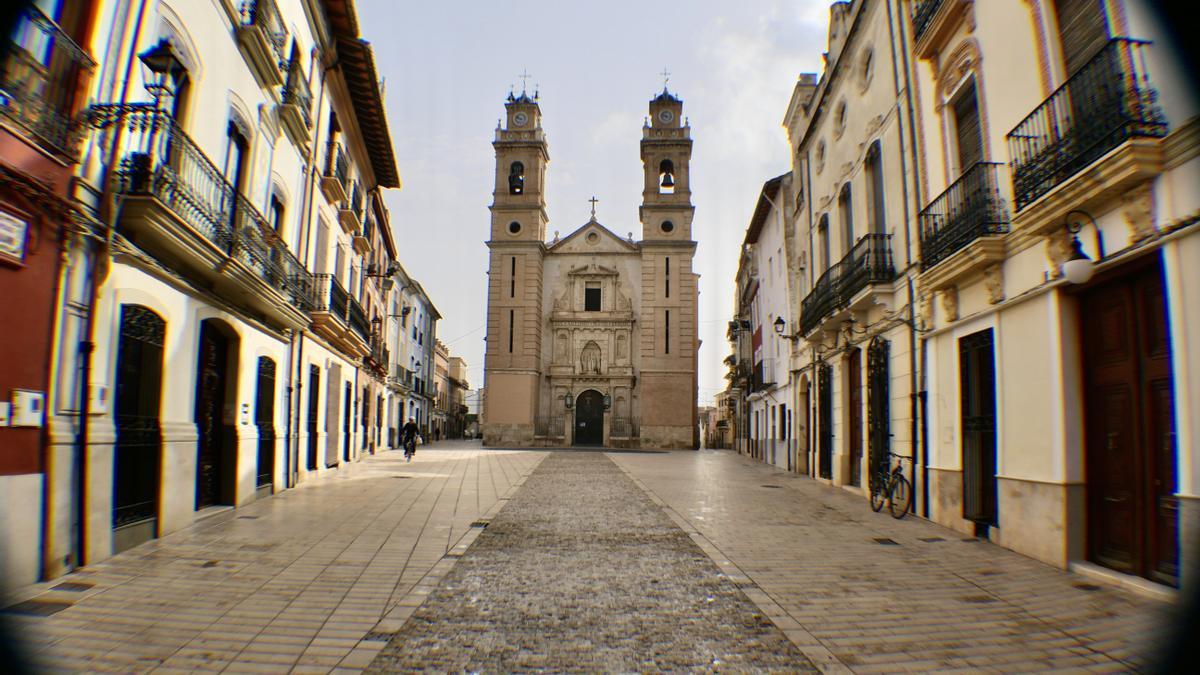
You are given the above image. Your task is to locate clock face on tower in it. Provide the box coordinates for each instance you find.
[513,111,528,127]
[658,109,674,124]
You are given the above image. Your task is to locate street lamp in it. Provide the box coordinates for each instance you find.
[773,316,785,335]
[138,39,186,106]
[1062,210,1097,285]
[563,393,573,409]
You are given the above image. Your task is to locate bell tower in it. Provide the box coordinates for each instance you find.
[638,86,699,449]
[482,90,550,446]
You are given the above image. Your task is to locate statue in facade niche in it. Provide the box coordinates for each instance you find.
[580,341,602,374]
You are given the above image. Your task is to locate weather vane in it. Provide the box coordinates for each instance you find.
[660,67,671,89]
[589,196,599,219]
[518,69,532,94]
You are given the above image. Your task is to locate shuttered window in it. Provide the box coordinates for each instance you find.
[952,79,983,176]
[1053,0,1109,77]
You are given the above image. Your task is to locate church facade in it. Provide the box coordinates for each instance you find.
[482,89,699,449]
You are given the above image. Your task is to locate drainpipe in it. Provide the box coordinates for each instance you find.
[885,0,926,515]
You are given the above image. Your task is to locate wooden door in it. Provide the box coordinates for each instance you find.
[847,348,863,487]
[1081,260,1178,586]
[867,338,891,493]
[818,363,833,479]
[254,357,276,490]
[574,390,604,446]
[306,366,319,470]
[194,322,229,509]
[960,328,998,527]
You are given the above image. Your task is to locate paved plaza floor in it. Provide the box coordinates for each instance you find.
[1,443,1181,673]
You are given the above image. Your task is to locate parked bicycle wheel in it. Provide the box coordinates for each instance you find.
[888,472,913,519]
[870,479,888,512]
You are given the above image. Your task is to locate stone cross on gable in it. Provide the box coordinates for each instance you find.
[589,196,599,219]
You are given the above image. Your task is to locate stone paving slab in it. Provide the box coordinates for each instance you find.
[611,449,1180,673]
[1,442,544,674]
[366,452,816,673]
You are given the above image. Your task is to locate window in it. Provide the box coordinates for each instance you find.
[222,120,249,195]
[818,214,830,272]
[269,194,285,233]
[951,78,983,176]
[508,309,514,352]
[664,309,670,354]
[839,183,854,255]
[584,285,601,311]
[508,221,521,235]
[864,142,885,235]
[510,256,516,298]
[665,257,670,298]
[1053,0,1109,77]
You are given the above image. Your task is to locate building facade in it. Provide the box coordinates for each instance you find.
[724,0,1199,591]
[0,0,98,586]
[18,0,410,585]
[481,88,700,449]
[908,0,1198,588]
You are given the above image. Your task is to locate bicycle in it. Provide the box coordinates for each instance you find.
[870,453,913,519]
[403,436,416,462]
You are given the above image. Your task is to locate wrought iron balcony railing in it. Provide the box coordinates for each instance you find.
[911,0,946,42]
[350,181,364,221]
[92,104,312,308]
[311,273,350,318]
[281,52,312,129]
[800,233,894,335]
[325,140,349,187]
[1007,38,1167,211]
[238,0,287,75]
[348,296,370,343]
[919,162,1010,269]
[1,5,94,156]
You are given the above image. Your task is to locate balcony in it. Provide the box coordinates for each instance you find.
[1,5,94,158]
[800,233,894,336]
[91,104,311,329]
[278,53,312,149]
[1007,38,1167,222]
[389,364,414,391]
[236,0,287,88]
[338,181,362,233]
[310,273,368,357]
[910,0,969,59]
[365,335,389,377]
[320,141,349,204]
[919,162,1009,280]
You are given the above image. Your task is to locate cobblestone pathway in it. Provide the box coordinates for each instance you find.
[611,450,1180,673]
[366,452,815,672]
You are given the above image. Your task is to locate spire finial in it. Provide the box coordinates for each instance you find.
[589,195,599,219]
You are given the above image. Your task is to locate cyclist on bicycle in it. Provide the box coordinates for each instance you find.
[402,417,420,461]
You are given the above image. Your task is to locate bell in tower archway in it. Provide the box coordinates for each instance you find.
[658,159,675,192]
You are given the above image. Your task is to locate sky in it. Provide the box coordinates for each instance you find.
[357,0,832,405]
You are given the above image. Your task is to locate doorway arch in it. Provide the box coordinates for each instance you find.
[194,319,239,509]
[573,390,605,446]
